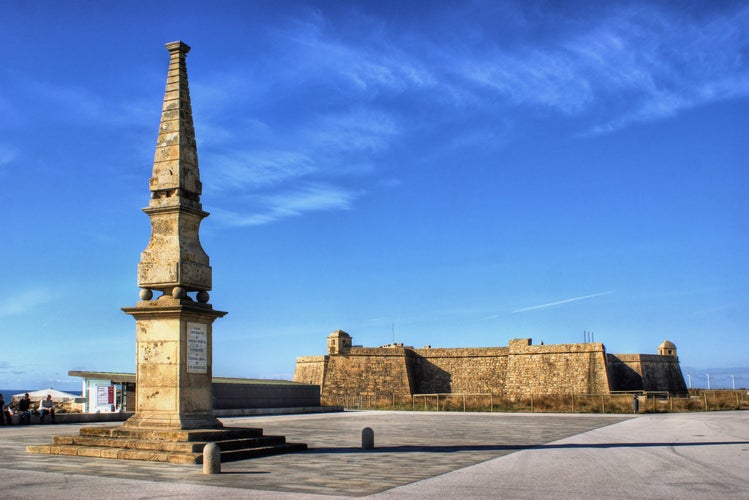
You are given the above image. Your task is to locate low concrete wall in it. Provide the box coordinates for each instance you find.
[213,406,343,417]
[8,405,343,425]
[8,411,133,425]
[213,382,321,409]
[6,382,324,424]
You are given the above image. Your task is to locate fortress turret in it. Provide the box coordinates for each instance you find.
[328,330,352,354]
[658,340,677,357]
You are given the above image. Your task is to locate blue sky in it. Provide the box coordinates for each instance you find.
[1,1,747,390]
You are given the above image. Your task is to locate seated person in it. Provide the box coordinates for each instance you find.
[18,393,31,424]
[39,394,56,424]
[0,394,12,425]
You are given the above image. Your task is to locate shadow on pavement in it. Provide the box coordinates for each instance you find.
[304,440,749,454]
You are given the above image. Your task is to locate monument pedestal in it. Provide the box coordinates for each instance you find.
[27,296,308,463]
[121,296,225,430]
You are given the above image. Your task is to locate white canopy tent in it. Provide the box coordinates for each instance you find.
[12,388,80,403]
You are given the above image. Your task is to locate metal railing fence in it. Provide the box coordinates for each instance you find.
[325,389,747,414]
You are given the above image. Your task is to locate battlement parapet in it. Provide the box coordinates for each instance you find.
[412,347,509,358]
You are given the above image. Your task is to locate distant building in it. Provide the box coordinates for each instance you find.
[294,331,688,404]
[68,371,321,413]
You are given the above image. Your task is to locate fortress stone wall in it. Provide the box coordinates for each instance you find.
[293,331,688,403]
[607,353,688,394]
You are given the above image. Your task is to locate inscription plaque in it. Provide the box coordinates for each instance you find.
[187,322,208,373]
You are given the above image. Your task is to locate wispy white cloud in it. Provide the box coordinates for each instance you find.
[304,109,399,155]
[277,13,436,95]
[189,3,749,226]
[689,302,739,317]
[461,49,595,114]
[202,106,400,164]
[569,6,749,133]
[200,106,400,223]
[5,70,157,131]
[459,5,749,132]
[512,290,614,313]
[294,4,747,139]
[196,118,273,150]
[0,360,25,377]
[0,288,54,317]
[207,149,317,192]
[214,183,363,226]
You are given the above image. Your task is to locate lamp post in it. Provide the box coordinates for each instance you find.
[706,373,711,390]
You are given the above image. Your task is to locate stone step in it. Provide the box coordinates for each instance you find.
[206,436,291,453]
[78,426,265,442]
[27,425,307,464]
[27,441,307,464]
[27,444,183,463]
[53,434,287,454]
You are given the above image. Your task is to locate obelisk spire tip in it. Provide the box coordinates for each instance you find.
[165,40,191,54]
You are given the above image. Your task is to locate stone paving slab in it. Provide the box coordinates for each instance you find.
[0,411,627,497]
[3,410,747,498]
[372,410,749,500]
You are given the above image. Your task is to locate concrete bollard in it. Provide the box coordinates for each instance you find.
[362,427,374,449]
[203,442,221,474]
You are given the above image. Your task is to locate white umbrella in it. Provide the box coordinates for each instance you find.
[12,388,79,403]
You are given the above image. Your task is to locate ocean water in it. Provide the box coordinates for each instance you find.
[0,390,31,399]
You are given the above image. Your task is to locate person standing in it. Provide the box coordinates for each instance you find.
[39,394,56,424]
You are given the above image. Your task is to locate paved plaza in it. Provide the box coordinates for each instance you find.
[1,410,747,498]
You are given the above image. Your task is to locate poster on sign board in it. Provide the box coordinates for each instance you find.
[96,386,114,406]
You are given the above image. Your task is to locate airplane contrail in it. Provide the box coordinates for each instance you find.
[512,291,614,313]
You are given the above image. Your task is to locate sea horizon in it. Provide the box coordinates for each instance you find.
[0,388,82,399]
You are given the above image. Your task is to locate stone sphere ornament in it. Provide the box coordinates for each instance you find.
[139,288,154,300]
[172,286,186,299]
[197,290,210,303]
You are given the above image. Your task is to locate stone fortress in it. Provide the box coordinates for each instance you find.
[294,331,688,404]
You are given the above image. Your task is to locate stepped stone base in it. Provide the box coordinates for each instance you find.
[27,426,307,464]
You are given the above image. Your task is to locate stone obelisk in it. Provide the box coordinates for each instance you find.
[27,42,306,462]
[122,41,226,430]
